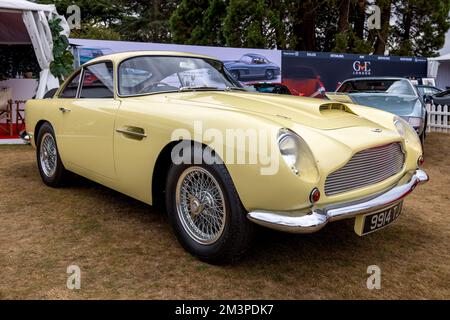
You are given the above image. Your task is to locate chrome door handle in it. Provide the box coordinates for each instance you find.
[116,128,147,139]
[59,107,71,113]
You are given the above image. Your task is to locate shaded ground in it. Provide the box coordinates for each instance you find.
[0,133,449,299]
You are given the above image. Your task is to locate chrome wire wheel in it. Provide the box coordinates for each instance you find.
[175,166,226,245]
[39,133,57,178]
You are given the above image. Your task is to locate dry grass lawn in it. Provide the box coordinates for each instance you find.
[0,133,449,299]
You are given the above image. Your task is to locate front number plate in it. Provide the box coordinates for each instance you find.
[354,202,403,236]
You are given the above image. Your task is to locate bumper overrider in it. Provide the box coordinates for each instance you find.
[247,169,428,233]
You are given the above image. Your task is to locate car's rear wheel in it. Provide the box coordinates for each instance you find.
[36,122,69,187]
[165,151,254,264]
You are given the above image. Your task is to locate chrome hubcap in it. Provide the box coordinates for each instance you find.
[39,133,57,177]
[176,167,226,245]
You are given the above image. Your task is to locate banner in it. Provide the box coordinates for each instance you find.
[281,51,428,96]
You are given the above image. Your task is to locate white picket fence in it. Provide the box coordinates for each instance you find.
[427,104,450,133]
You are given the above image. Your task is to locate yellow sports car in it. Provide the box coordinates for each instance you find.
[25,51,428,263]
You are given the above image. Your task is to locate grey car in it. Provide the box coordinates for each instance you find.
[333,77,427,144]
[224,53,280,81]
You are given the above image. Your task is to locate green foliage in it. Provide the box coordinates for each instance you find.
[223,0,286,49]
[48,18,74,81]
[169,0,227,46]
[116,0,179,42]
[390,0,450,57]
[70,25,122,41]
[333,31,373,54]
[37,0,450,57]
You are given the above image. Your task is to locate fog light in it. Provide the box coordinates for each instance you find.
[310,188,321,203]
[417,155,424,167]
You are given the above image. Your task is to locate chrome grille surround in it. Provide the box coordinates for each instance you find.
[325,143,405,196]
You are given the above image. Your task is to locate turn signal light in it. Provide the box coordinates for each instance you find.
[310,188,321,203]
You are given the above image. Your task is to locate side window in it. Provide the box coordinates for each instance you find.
[79,62,114,99]
[59,71,81,98]
[241,55,252,64]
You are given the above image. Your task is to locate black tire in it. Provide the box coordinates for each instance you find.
[265,69,275,80]
[230,70,240,81]
[36,122,69,187]
[165,148,254,264]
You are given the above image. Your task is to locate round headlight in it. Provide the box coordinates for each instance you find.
[278,130,300,174]
[277,129,319,181]
[393,117,405,137]
[393,116,422,147]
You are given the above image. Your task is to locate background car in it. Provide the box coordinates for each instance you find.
[224,53,280,81]
[416,84,442,97]
[244,82,303,95]
[429,89,450,105]
[331,77,428,144]
[416,84,442,103]
[282,65,326,98]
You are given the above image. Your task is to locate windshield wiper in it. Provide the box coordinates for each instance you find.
[179,86,220,92]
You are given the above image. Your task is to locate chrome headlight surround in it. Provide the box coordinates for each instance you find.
[277,128,318,180]
[393,116,421,146]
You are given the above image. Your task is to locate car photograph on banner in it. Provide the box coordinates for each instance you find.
[223,53,281,81]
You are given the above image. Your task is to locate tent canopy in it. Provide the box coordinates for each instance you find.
[0,0,69,98]
[0,0,58,12]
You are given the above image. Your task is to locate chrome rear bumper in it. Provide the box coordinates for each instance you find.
[247,169,429,233]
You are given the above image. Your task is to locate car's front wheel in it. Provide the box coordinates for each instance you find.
[36,122,69,187]
[230,70,240,81]
[165,158,254,264]
[265,69,275,80]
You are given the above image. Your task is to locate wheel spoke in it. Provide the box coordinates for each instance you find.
[176,166,226,245]
[39,133,57,177]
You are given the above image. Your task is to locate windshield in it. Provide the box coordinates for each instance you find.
[337,79,416,96]
[350,95,419,116]
[119,56,241,96]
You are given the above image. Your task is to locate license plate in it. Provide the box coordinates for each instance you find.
[354,202,403,236]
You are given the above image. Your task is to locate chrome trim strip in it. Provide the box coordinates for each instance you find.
[247,169,428,234]
[116,128,147,138]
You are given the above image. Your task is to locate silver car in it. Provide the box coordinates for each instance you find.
[333,77,427,144]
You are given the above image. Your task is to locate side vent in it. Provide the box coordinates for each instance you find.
[319,103,356,115]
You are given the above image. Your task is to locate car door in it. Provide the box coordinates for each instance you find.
[57,61,120,180]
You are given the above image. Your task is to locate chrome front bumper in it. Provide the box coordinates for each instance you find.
[247,169,429,233]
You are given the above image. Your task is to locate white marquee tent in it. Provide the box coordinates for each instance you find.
[428,53,450,89]
[0,0,69,98]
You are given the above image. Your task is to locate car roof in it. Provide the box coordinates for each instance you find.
[342,77,406,82]
[87,50,219,65]
[243,53,265,58]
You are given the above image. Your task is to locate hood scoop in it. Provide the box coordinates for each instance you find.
[319,102,356,115]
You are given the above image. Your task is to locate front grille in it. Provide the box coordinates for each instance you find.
[324,143,405,196]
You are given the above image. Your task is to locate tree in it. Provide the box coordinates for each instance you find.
[370,0,392,55]
[390,0,450,57]
[116,0,180,42]
[37,0,125,40]
[38,0,450,57]
[223,0,286,49]
[169,0,228,46]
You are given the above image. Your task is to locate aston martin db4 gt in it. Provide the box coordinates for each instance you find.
[25,51,428,263]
